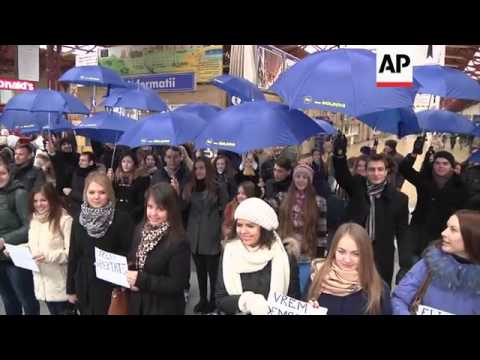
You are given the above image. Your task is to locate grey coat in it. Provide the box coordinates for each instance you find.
[183,184,229,256]
[11,159,45,192]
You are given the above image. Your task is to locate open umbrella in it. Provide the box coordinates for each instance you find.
[413,65,480,101]
[356,107,421,138]
[59,65,127,88]
[101,87,168,112]
[416,110,475,135]
[0,110,51,133]
[173,103,222,122]
[212,74,265,104]
[42,117,74,132]
[4,89,89,114]
[117,112,206,148]
[194,101,326,154]
[75,111,136,144]
[312,117,337,135]
[270,48,418,116]
[468,151,480,163]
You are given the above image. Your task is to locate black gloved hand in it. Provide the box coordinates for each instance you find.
[333,133,348,157]
[373,137,379,148]
[412,135,426,155]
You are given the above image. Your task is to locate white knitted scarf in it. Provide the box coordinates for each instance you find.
[222,238,290,297]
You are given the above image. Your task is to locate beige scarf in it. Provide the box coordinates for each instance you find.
[320,262,362,297]
[33,211,49,224]
[222,238,290,297]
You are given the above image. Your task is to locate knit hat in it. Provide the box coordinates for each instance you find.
[293,164,314,183]
[434,151,455,167]
[234,197,279,231]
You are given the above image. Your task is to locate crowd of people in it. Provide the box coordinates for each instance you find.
[0,130,479,315]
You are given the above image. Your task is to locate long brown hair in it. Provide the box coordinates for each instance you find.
[114,152,145,185]
[29,183,65,235]
[278,177,319,258]
[183,157,217,202]
[213,154,235,178]
[453,210,480,264]
[307,223,385,315]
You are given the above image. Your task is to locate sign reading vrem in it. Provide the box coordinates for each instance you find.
[376,46,413,88]
[123,72,196,92]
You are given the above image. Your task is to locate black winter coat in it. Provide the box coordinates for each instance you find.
[49,151,79,194]
[114,176,150,224]
[128,225,191,315]
[66,210,133,315]
[333,155,409,285]
[11,159,45,192]
[215,252,300,314]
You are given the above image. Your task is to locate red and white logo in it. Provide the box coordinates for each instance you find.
[0,77,35,91]
[376,46,413,88]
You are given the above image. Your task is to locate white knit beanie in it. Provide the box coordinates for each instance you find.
[234,197,279,231]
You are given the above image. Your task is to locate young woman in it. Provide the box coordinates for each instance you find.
[143,153,160,178]
[107,152,150,224]
[180,157,229,314]
[127,183,191,315]
[213,154,237,201]
[392,210,480,315]
[307,223,392,315]
[235,152,259,187]
[28,183,72,315]
[222,181,257,242]
[0,155,40,315]
[277,164,328,296]
[216,197,300,315]
[66,172,134,315]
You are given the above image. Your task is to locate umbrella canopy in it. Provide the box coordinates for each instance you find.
[59,65,127,88]
[1,110,51,132]
[212,74,266,103]
[117,112,206,148]
[468,151,480,163]
[270,48,418,117]
[102,87,168,112]
[312,117,337,135]
[413,65,480,101]
[357,107,421,138]
[416,110,475,135]
[194,101,326,154]
[75,111,136,143]
[4,89,89,114]
[42,117,74,132]
[173,103,222,122]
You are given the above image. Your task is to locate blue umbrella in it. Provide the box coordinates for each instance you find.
[194,101,325,154]
[357,107,421,138]
[212,74,266,103]
[473,125,480,137]
[1,110,50,131]
[468,151,480,163]
[4,89,90,114]
[416,110,475,135]
[101,87,168,112]
[413,65,480,101]
[173,103,222,122]
[59,65,127,88]
[75,111,136,143]
[313,117,337,135]
[42,117,74,132]
[270,48,418,117]
[118,112,206,148]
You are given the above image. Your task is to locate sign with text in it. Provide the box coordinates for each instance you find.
[4,244,40,272]
[416,305,454,315]
[267,292,328,315]
[0,77,35,91]
[94,247,129,288]
[376,46,413,88]
[123,72,195,92]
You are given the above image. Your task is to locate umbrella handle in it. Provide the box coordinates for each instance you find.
[110,134,119,170]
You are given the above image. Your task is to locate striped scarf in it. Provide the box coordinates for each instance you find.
[366,180,386,241]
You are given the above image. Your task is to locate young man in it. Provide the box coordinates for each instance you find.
[11,144,45,192]
[333,133,409,287]
[399,136,469,269]
[151,146,191,196]
[383,139,405,190]
[264,157,293,200]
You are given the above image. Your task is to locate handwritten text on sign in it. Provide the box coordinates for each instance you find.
[416,305,453,315]
[94,247,129,288]
[267,292,328,315]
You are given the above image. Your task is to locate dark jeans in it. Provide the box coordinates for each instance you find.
[0,262,40,315]
[192,254,220,304]
[46,301,69,315]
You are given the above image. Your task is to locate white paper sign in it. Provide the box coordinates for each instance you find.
[4,244,39,272]
[94,247,129,288]
[17,45,40,82]
[267,292,328,315]
[417,305,454,315]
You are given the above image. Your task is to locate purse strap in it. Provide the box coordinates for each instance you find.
[409,270,433,315]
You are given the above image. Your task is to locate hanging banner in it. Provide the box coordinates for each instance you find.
[99,45,223,83]
[123,72,195,92]
[17,45,39,82]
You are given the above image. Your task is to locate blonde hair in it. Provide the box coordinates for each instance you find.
[83,171,116,205]
[307,223,385,315]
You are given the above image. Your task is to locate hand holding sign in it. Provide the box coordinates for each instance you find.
[267,292,328,315]
[94,247,129,288]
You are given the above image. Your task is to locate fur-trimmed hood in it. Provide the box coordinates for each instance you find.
[424,246,480,295]
[282,236,301,259]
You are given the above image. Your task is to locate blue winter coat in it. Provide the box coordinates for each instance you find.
[392,246,480,315]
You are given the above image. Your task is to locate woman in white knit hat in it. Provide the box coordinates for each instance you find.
[215,197,300,315]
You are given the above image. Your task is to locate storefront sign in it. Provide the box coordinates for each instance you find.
[123,72,195,92]
[0,77,35,91]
